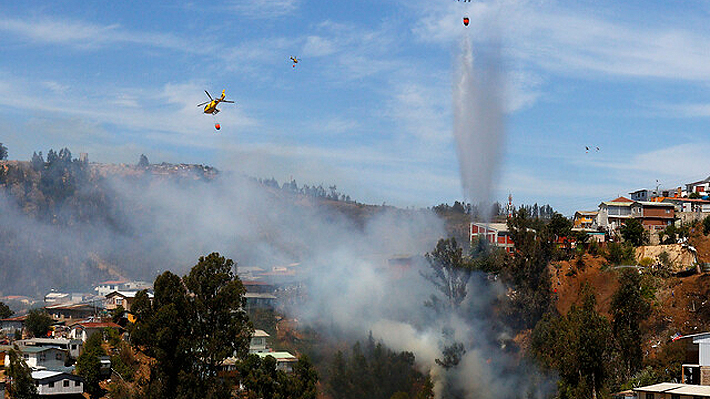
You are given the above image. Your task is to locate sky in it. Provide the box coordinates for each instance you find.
[2,0,710,215]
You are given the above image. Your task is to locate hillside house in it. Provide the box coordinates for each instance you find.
[94,280,151,297]
[32,370,84,396]
[630,189,658,202]
[638,201,676,231]
[598,197,642,231]
[1,314,27,335]
[244,293,277,310]
[4,347,69,371]
[17,338,83,359]
[634,382,710,398]
[469,222,515,254]
[687,176,710,196]
[68,321,121,342]
[45,303,98,322]
[661,197,710,213]
[104,291,153,312]
[93,280,127,297]
[256,351,298,373]
[573,211,599,230]
[249,330,270,354]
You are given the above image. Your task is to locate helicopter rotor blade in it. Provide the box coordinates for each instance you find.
[204,90,213,100]
[222,100,235,103]
[197,101,210,107]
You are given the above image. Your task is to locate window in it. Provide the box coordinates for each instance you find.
[63,380,70,387]
[645,394,654,399]
[75,380,81,387]
[49,382,54,388]
[665,208,671,213]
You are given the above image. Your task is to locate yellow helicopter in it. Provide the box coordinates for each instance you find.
[197,89,235,115]
[290,56,300,68]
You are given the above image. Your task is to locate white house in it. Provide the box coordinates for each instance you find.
[597,197,642,231]
[249,330,270,354]
[94,280,152,297]
[93,280,127,297]
[634,382,710,398]
[69,321,121,342]
[256,351,298,373]
[4,347,69,371]
[32,370,84,396]
[17,338,83,359]
[686,177,710,196]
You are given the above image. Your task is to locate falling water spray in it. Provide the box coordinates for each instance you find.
[452,34,505,220]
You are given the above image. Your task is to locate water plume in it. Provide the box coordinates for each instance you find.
[453,34,505,220]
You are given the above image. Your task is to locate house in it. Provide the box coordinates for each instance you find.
[573,211,599,230]
[256,351,298,373]
[244,293,277,310]
[686,176,710,196]
[598,197,642,231]
[634,382,710,398]
[17,338,83,359]
[630,189,658,202]
[31,370,84,397]
[93,280,127,297]
[68,321,121,342]
[104,291,153,312]
[4,346,69,371]
[243,281,276,294]
[249,330,270,354]
[44,303,98,322]
[661,197,710,213]
[469,222,514,254]
[638,201,676,231]
[1,314,27,335]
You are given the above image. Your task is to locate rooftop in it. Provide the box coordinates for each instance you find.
[635,382,710,396]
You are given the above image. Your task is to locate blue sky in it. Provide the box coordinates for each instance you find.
[2,0,710,215]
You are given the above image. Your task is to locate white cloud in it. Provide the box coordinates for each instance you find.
[0,16,212,54]
[224,0,301,19]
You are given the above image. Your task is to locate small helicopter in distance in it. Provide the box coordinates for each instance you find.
[197,89,235,115]
[290,56,300,68]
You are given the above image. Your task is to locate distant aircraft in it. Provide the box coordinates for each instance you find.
[290,56,300,68]
[197,90,235,115]
[463,16,469,26]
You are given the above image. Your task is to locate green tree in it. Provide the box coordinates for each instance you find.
[0,300,13,319]
[131,253,252,398]
[0,143,8,160]
[422,238,471,312]
[503,208,554,329]
[110,305,125,324]
[76,331,107,399]
[605,242,636,266]
[183,252,252,378]
[531,287,613,399]
[620,219,647,247]
[611,270,652,380]
[25,309,53,337]
[6,347,39,399]
[289,355,319,399]
[690,192,702,199]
